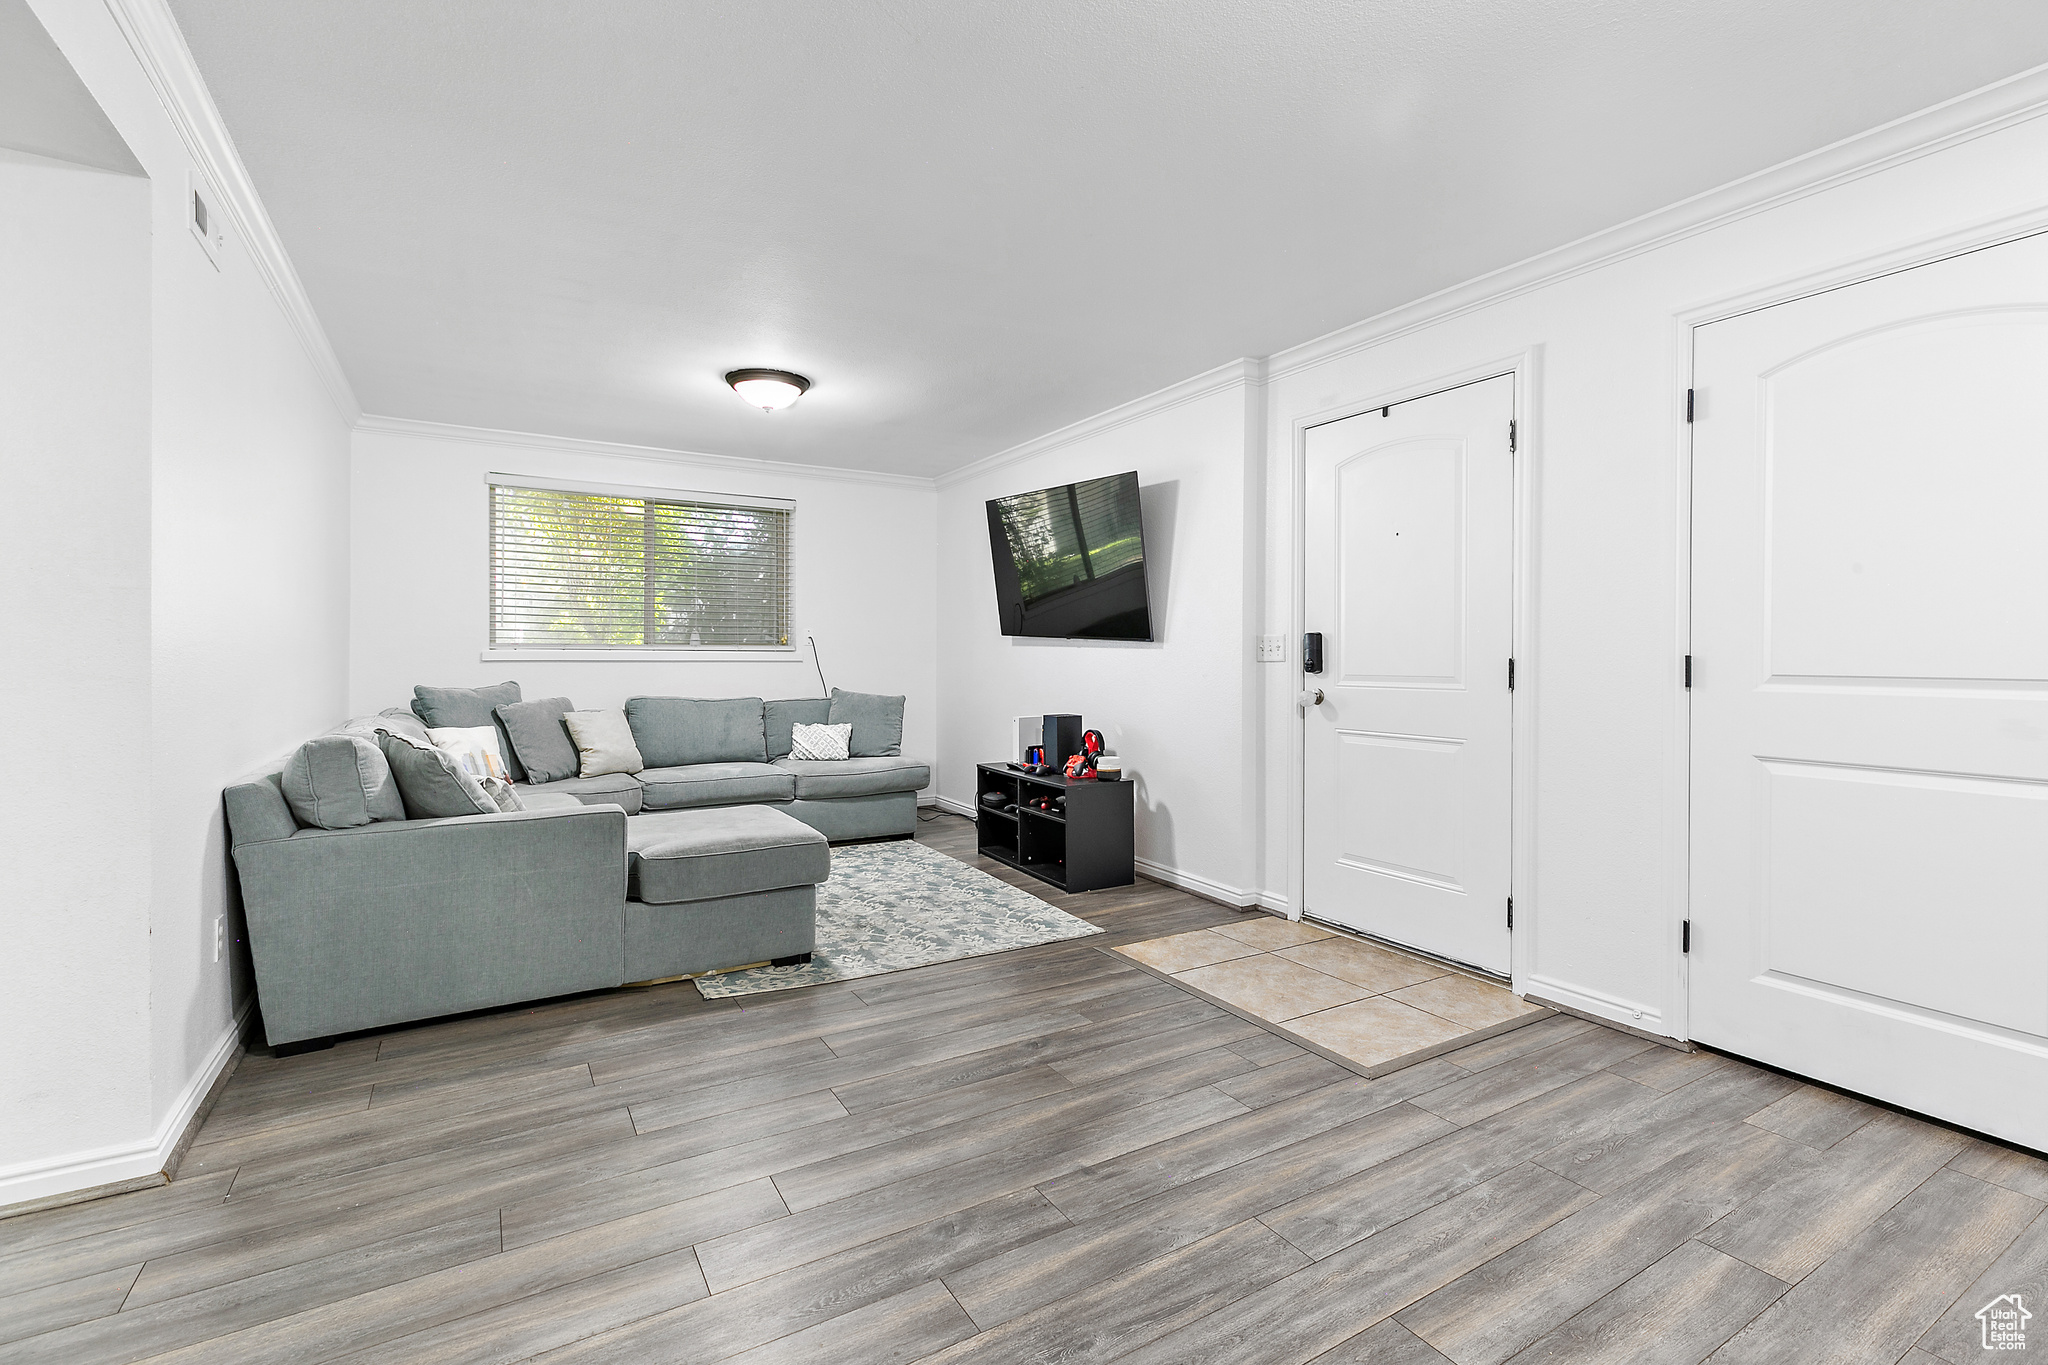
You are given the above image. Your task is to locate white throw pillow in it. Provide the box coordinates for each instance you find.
[789,721,852,762]
[427,725,511,782]
[562,708,646,777]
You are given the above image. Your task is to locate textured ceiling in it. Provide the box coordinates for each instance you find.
[169,0,2048,477]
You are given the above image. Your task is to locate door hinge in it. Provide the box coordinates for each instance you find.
[1685,388,1695,423]
[1682,919,1692,954]
[1507,897,1515,930]
[1508,418,1517,453]
[1508,657,1516,691]
[1683,654,1692,689]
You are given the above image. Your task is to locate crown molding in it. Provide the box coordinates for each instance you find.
[935,357,1263,490]
[1262,61,2048,383]
[101,0,361,422]
[353,413,939,490]
[928,62,2048,484]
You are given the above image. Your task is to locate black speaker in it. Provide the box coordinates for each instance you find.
[1043,714,1083,769]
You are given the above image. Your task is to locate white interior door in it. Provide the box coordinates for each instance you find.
[1302,375,1515,974]
[1691,233,2048,1148]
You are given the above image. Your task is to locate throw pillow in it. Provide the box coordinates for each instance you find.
[764,698,832,759]
[410,682,527,782]
[495,696,578,783]
[282,734,405,829]
[427,725,513,782]
[827,688,905,757]
[789,721,852,762]
[375,729,500,818]
[562,709,646,778]
[478,773,525,813]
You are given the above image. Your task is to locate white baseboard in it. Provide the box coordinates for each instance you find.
[1131,857,1263,910]
[931,795,1288,912]
[0,1000,250,1211]
[1520,973,1669,1040]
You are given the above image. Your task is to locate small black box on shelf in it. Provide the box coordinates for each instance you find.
[1042,714,1083,768]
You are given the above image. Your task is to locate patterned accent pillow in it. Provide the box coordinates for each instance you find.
[789,722,852,762]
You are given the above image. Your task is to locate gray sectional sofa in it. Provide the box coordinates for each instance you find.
[224,691,929,1050]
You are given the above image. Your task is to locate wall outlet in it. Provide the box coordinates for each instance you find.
[1257,635,1287,663]
[213,916,224,963]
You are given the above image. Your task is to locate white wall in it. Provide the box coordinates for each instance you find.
[1257,104,2048,1037]
[350,424,939,761]
[930,91,2048,1039]
[1,0,354,1207]
[934,374,1263,903]
[0,148,155,1198]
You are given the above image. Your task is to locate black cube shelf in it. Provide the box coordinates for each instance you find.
[973,762,1135,893]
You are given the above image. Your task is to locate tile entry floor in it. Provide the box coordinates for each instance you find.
[1114,917,1549,1071]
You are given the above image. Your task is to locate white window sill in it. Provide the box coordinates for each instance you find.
[479,648,803,664]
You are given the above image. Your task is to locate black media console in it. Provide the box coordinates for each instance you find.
[974,762,1135,893]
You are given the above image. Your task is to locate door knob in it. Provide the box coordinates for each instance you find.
[1298,688,1325,707]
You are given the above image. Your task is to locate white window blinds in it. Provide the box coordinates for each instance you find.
[489,482,793,650]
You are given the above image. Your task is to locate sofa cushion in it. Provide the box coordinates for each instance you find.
[563,708,645,778]
[333,707,433,748]
[627,805,830,905]
[639,762,796,811]
[376,731,500,818]
[789,722,852,762]
[827,688,904,757]
[411,682,527,781]
[626,696,768,767]
[511,771,644,814]
[773,756,931,800]
[495,697,579,783]
[764,698,832,759]
[282,735,405,829]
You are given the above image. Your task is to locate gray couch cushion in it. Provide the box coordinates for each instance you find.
[282,735,405,829]
[376,731,500,818]
[411,682,527,782]
[627,805,830,905]
[495,697,579,783]
[639,762,796,811]
[333,707,433,748]
[827,688,904,757]
[773,756,931,800]
[625,697,768,766]
[764,698,832,760]
[511,771,644,815]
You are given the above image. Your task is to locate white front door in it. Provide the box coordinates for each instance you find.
[1302,375,1516,974]
[1691,232,2048,1147]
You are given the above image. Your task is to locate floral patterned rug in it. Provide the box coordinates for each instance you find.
[692,839,1104,999]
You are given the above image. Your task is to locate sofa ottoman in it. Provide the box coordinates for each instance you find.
[624,805,830,981]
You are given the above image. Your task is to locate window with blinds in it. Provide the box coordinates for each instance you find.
[489,483,793,650]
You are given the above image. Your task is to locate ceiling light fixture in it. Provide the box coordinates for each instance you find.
[725,368,811,412]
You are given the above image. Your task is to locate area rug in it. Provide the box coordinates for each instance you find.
[692,839,1105,999]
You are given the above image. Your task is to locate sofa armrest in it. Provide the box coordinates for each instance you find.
[229,804,628,1045]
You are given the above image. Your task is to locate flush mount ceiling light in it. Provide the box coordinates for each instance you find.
[725,368,811,412]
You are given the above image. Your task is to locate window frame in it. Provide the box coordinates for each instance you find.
[481,473,799,662]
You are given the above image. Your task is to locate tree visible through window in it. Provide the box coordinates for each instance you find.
[489,484,793,649]
[996,473,1145,606]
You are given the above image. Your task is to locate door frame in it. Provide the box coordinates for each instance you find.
[1287,349,1542,989]
[1670,207,2048,1045]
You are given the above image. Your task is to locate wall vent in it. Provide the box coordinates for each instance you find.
[188,171,222,268]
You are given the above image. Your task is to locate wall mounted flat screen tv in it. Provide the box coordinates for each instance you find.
[987,471,1153,641]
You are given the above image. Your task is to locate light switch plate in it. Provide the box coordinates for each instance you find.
[1257,635,1287,663]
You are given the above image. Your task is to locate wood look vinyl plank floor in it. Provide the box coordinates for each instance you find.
[5,812,2046,1365]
